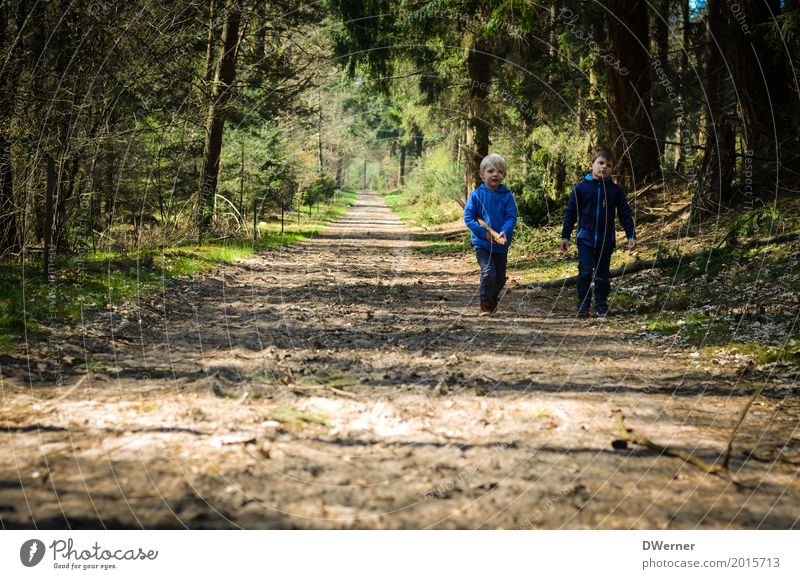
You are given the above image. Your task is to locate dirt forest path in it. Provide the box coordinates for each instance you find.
[2,191,798,529]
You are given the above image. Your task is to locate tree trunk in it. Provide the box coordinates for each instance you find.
[55,155,80,251]
[335,154,343,188]
[43,155,56,283]
[0,132,17,257]
[317,102,324,174]
[204,0,217,92]
[674,0,691,173]
[552,154,566,195]
[728,0,796,181]
[252,198,258,241]
[239,136,245,223]
[588,67,601,144]
[783,1,800,150]
[411,124,424,158]
[450,124,460,168]
[253,0,266,62]
[362,157,367,190]
[398,144,406,186]
[197,0,242,241]
[521,118,532,177]
[605,0,660,184]
[104,153,115,230]
[86,146,100,252]
[465,42,491,191]
[0,1,16,255]
[652,0,670,159]
[652,0,670,68]
[0,4,19,257]
[698,0,735,208]
[698,116,735,211]
[701,0,725,150]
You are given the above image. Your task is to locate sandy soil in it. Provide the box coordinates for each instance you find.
[1,191,798,529]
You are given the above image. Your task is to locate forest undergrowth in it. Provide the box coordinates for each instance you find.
[386,182,800,386]
[0,191,356,351]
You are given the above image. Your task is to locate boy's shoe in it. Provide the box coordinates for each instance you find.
[480,301,494,316]
[576,309,591,318]
[596,306,611,317]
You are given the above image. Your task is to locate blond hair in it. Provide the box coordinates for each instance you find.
[480,154,507,173]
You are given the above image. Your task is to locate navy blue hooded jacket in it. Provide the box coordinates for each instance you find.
[464,183,518,255]
[561,174,636,249]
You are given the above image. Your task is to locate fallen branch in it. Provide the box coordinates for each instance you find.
[721,382,767,470]
[612,409,733,482]
[454,197,501,240]
[522,231,800,288]
[525,257,676,288]
[628,182,657,202]
[291,383,357,398]
[44,373,91,405]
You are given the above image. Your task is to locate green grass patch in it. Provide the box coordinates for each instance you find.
[68,358,108,371]
[526,406,553,420]
[383,190,423,224]
[298,371,358,388]
[383,189,462,226]
[512,258,575,283]
[702,342,800,366]
[611,291,638,307]
[415,238,470,256]
[506,224,641,283]
[384,145,463,226]
[644,313,732,346]
[0,246,243,349]
[645,315,680,335]
[131,401,160,413]
[265,406,330,430]
[0,190,356,350]
[256,189,356,245]
[325,374,358,388]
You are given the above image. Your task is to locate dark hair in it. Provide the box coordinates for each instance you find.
[591,148,616,163]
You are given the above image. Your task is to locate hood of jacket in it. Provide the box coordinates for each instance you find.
[584,173,615,185]
[478,182,511,195]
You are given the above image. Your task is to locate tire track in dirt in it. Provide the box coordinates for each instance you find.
[1,192,798,529]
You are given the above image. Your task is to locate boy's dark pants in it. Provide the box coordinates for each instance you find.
[576,243,613,311]
[475,247,507,304]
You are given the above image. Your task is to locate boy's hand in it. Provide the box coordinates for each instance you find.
[493,232,507,246]
[560,239,569,252]
[628,239,637,251]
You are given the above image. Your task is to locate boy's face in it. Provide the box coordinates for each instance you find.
[590,156,613,179]
[480,164,506,189]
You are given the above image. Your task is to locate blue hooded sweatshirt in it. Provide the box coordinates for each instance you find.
[561,174,636,249]
[464,183,518,254]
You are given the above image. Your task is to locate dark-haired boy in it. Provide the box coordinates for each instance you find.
[560,149,637,317]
